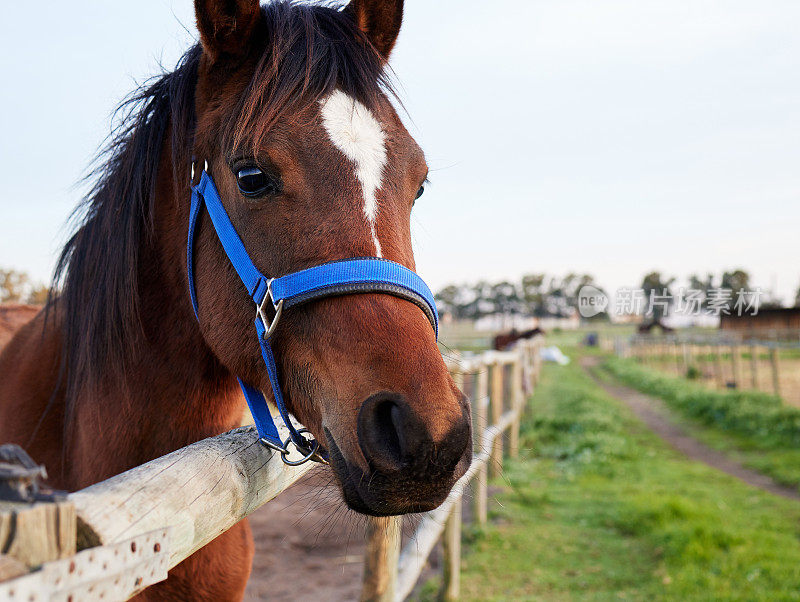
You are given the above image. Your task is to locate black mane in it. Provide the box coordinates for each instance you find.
[51,2,390,412]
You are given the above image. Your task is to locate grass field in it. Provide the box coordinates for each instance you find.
[417,349,800,601]
[602,356,800,492]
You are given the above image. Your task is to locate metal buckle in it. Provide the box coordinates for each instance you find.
[259,437,290,455]
[280,429,329,466]
[190,159,209,185]
[256,279,284,340]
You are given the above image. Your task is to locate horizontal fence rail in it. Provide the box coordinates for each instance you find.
[361,336,544,602]
[1,422,315,599]
[617,334,796,404]
[1,337,543,601]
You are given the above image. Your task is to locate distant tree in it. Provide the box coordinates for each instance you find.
[543,276,569,316]
[490,281,522,315]
[0,268,50,305]
[640,271,675,321]
[469,281,494,319]
[687,273,713,309]
[796,283,800,308]
[434,284,460,317]
[520,273,545,316]
[0,268,30,303]
[539,273,596,317]
[720,269,750,293]
[435,272,599,321]
[719,269,752,313]
[27,285,50,305]
[688,273,713,291]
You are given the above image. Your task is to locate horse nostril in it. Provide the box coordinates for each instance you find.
[358,393,420,473]
[357,392,472,477]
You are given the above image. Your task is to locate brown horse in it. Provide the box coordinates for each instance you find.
[494,327,545,351]
[0,1,471,599]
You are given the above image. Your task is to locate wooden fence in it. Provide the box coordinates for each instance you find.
[0,422,316,600]
[0,337,542,601]
[361,336,544,601]
[617,334,800,405]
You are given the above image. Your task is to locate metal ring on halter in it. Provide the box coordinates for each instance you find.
[256,280,284,340]
[190,159,209,184]
[280,429,328,466]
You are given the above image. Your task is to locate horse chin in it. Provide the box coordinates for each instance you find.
[323,428,468,516]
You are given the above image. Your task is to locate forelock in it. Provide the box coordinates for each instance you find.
[221,1,395,155]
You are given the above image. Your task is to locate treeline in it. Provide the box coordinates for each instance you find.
[0,268,50,305]
[3,265,798,313]
[435,269,797,320]
[435,273,598,320]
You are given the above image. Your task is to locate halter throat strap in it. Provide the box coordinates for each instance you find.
[187,169,438,463]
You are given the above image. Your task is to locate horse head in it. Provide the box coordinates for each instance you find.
[189,0,471,515]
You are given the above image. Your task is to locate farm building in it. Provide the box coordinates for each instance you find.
[719,306,800,338]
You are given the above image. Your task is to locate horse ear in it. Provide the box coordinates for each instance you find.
[346,0,404,61]
[194,0,261,60]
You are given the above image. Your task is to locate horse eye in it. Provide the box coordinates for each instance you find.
[235,166,279,198]
[415,184,425,201]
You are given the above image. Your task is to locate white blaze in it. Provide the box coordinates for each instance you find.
[319,90,387,257]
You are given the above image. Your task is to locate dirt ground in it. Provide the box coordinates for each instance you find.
[582,356,800,501]
[243,469,369,601]
[243,469,440,601]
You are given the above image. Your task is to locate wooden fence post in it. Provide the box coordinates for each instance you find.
[439,503,462,601]
[509,358,523,459]
[0,445,77,579]
[533,338,543,384]
[473,368,488,526]
[770,347,781,398]
[696,344,704,379]
[750,345,759,390]
[361,516,401,602]
[0,500,76,573]
[714,345,725,389]
[731,345,741,388]
[489,361,504,479]
[525,341,535,393]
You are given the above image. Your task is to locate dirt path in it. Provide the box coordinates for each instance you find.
[243,470,368,601]
[242,470,434,601]
[581,356,800,502]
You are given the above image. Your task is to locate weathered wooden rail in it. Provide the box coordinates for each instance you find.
[361,336,544,601]
[0,422,316,600]
[0,337,542,601]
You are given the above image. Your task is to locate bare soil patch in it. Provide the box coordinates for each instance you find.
[243,470,369,601]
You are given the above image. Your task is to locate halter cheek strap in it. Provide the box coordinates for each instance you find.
[187,169,438,464]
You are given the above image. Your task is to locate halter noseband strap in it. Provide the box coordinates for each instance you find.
[187,168,438,465]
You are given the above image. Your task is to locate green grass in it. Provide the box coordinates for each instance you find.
[418,357,800,601]
[603,356,800,489]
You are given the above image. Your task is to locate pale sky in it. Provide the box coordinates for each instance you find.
[1,1,799,302]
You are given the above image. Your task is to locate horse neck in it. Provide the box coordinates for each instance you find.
[67,142,243,485]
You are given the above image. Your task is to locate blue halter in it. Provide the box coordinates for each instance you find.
[187,167,438,465]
